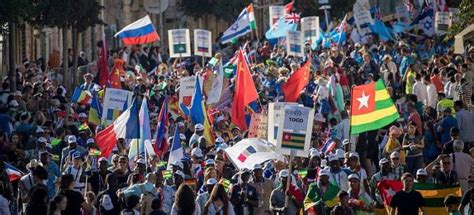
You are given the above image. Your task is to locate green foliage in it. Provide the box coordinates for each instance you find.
[0,0,31,33]
[446,0,474,39]
[179,0,251,22]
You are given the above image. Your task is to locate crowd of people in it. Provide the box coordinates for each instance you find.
[0,16,473,215]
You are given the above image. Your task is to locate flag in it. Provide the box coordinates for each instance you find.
[78,122,90,131]
[304,182,340,210]
[88,92,102,126]
[369,19,394,41]
[206,59,224,105]
[71,87,91,105]
[220,8,251,44]
[265,12,299,40]
[284,1,294,13]
[281,132,305,150]
[185,77,215,144]
[5,162,24,182]
[282,58,311,102]
[96,98,139,159]
[162,170,172,179]
[247,4,256,30]
[377,179,403,205]
[350,80,399,134]
[155,96,169,158]
[115,15,160,45]
[414,183,462,214]
[221,179,231,192]
[320,138,338,154]
[231,50,258,130]
[109,67,122,89]
[89,148,101,156]
[224,138,286,170]
[128,98,152,160]
[97,33,109,87]
[166,125,184,170]
[411,0,435,37]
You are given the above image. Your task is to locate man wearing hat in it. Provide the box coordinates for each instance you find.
[80,73,97,92]
[64,151,87,192]
[60,135,85,172]
[327,153,349,192]
[86,157,112,195]
[230,170,259,215]
[189,123,204,147]
[370,158,397,207]
[304,169,340,214]
[345,152,370,193]
[269,169,304,215]
[415,168,432,183]
[251,163,274,214]
[196,178,217,211]
[347,173,375,213]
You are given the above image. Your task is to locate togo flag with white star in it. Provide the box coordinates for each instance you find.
[350,80,399,134]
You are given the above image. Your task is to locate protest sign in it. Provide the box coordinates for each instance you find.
[269,6,285,27]
[179,76,203,108]
[353,0,373,36]
[168,29,191,58]
[248,113,268,139]
[301,16,320,43]
[435,12,453,35]
[267,102,302,145]
[276,105,314,157]
[102,88,133,125]
[193,29,212,57]
[396,5,409,23]
[286,30,303,57]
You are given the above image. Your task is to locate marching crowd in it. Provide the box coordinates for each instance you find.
[0,25,473,215]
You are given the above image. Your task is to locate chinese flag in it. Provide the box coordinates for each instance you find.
[231,50,258,130]
[281,58,311,102]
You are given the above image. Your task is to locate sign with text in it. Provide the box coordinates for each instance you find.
[193,29,212,57]
[267,102,302,146]
[178,76,203,108]
[276,105,314,157]
[396,5,409,23]
[353,0,373,36]
[102,88,133,125]
[168,29,191,58]
[286,30,303,57]
[269,6,285,27]
[301,16,320,44]
[248,113,268,139]
[435,12,453,35]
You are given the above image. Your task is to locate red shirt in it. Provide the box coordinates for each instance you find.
[431,75,443,93]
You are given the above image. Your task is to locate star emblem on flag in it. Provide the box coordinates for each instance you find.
[356,91,370,110]
[231,22,239,31]
[423,20,432,29]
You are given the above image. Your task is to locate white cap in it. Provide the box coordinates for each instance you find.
[36,127,45,133]
[416,168,428,176]
[206,178,218,185]
[191,147,203,158]
[179,134,186,140]
[37,137,48,144]
[136,158,146,164]
[98,157,108,163]
[390,151,400,159]
[328,154,338,162]
[172,160,184,169]
[195,123,204,131]
[310,149,321,158]
[342,139,350,145]
[319,169,331,177]
[174,170,185,179]
[314,113,326,123]
[67,135,77,143]
[335,149,345,159]
[215,137,225,143]
[86,138,95,144]
[78,113,87,118]
[349,152,359,159]
[205,159,215,166]
[348,173,360,181]
[379,158,390,166]
[279,169,289,178]
[9,100,19,107]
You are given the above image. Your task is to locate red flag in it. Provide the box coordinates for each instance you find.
[281,58,311,102]
[109,59,124,89]
[98,33,109,87]
[284,1,294,14]
[377,179,403,205]
[231,50,258,130]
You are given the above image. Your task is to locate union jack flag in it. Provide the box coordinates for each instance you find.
[285,13,300,24]
[405,0,417,17]
[373,6,382,20]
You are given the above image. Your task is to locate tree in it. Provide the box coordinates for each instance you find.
[446,0,474,39]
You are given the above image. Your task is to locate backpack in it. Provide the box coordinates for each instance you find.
[140,185,156,215]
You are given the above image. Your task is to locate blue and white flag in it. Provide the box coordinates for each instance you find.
[411,0,435,37]
[265,12,300,40]
[220,8,251,44]
[167,125,184,170]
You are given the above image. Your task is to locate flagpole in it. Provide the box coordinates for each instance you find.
[348,85,354,146]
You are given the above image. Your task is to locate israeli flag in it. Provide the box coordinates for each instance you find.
[220,9,251,44]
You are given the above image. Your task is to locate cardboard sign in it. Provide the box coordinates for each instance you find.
[301,16,320,43]
[396,5,409,23]
[102,88,133,125]
[248,113,268,139]
[269,6,285,27]
[286,30,303,57]
[435,12,453,35]
[168,29,191,58]
[193,29,212,57]
[267,102,302,146]
[276,105,314,157]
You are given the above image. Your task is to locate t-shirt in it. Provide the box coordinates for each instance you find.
[62,190,85,215]
[389,190,424,215]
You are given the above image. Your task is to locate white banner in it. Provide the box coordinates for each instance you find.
[267,102,302,145]
[269,6,285,27]
[224,138,286,170]
[193,29,212,57]
[286,30,303,57]
[353,0,373,36]
[179,76,203,108]
[102,88,133,125]
[248,113,268,139]
[435,12,453,35]
[396,5,409,22]
[168,29,191,58]
[276,105,314,157]
[301,16,320,43]
[206,61,224,105]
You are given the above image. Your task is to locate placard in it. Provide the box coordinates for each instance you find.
[178,76,203,108]
[301,16,320,43]
[286,30,303,57]
[353,10,373,36]
[269,6,285,27]
[276,105,314,157]
[102,88,133,125]
[267,102,302,145]
[168,29,191,58]
[396,5,409,23]
[248,113,268,139]
[435,12,453,35]
[193,29,212,57]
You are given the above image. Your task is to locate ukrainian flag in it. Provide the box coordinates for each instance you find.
[88,92,102,126]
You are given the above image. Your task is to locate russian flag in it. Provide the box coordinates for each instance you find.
[96,98,139,159]
[115,15,160,45]
[5,162,24,182]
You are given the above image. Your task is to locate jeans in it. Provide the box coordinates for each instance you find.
[406,155,424,175]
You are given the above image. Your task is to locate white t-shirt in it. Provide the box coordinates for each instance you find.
[170,203,201,215]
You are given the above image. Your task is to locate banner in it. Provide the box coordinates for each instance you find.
[101,88,133,125]
[168,29,191,58]
[286,30,303,57]
[301,16,320,43]
[224,138,286,170]
[396,5,409,22]
[269,6,285,27]
[435,12,453,35]
[353,0,373,36]
[248,113,268,139]
[206,61,224,105]
[267,102,302,145]
[276,105,314,157]
[179,76,203,108]
[193,29,212,57]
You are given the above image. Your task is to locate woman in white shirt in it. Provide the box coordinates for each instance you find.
[171,184,201,215]
[203,184,235,215]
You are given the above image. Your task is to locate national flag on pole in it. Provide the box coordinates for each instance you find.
[304,182,340,211]
[284,1,294,13]
[96,32,109,87]
[129,98,153,160]
[231,50,258,130]
[88,92,102,126]
[115,15,160,45]
[96,98,139,159]
[220,8,251,44]
[247,4,256,30]
[320,138,338,154]
[265,12,300,40]
[350,80,399,134]
[281,57,311,102]
[71,87,92,105]
[155,96,169,158]
[414,183,462,214]
[377,179,403,205]
[411,0,435,37]
[5,162,24,182]
[281,132,306,150]
[166,125,184,170]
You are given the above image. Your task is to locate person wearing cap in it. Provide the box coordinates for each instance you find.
[173,170,185,190]
[269,169,304,215]
[389,151,406,180]
[345,152,370,194]
[86,157,112,195]
[189,124,204,147]
[63,152,86,192]
[60,135,86,172]
[39,148,60,198]
[304,169,340,214]
[23,136,48,161]
[370,158,397,207]
[437,107,458,145]
[347,173,375,214]
[402,121,425,175]
[18,165,48,213]
[230,170,259,214]
[250,163,274,214]
[191,147,205,184]
[327,153,349,192]
[132,158,147,183]
[306,149,322,184]
[414,168,432,183]
[389,173,425,215]
[80,72,97,92]
[195,178,217,211]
